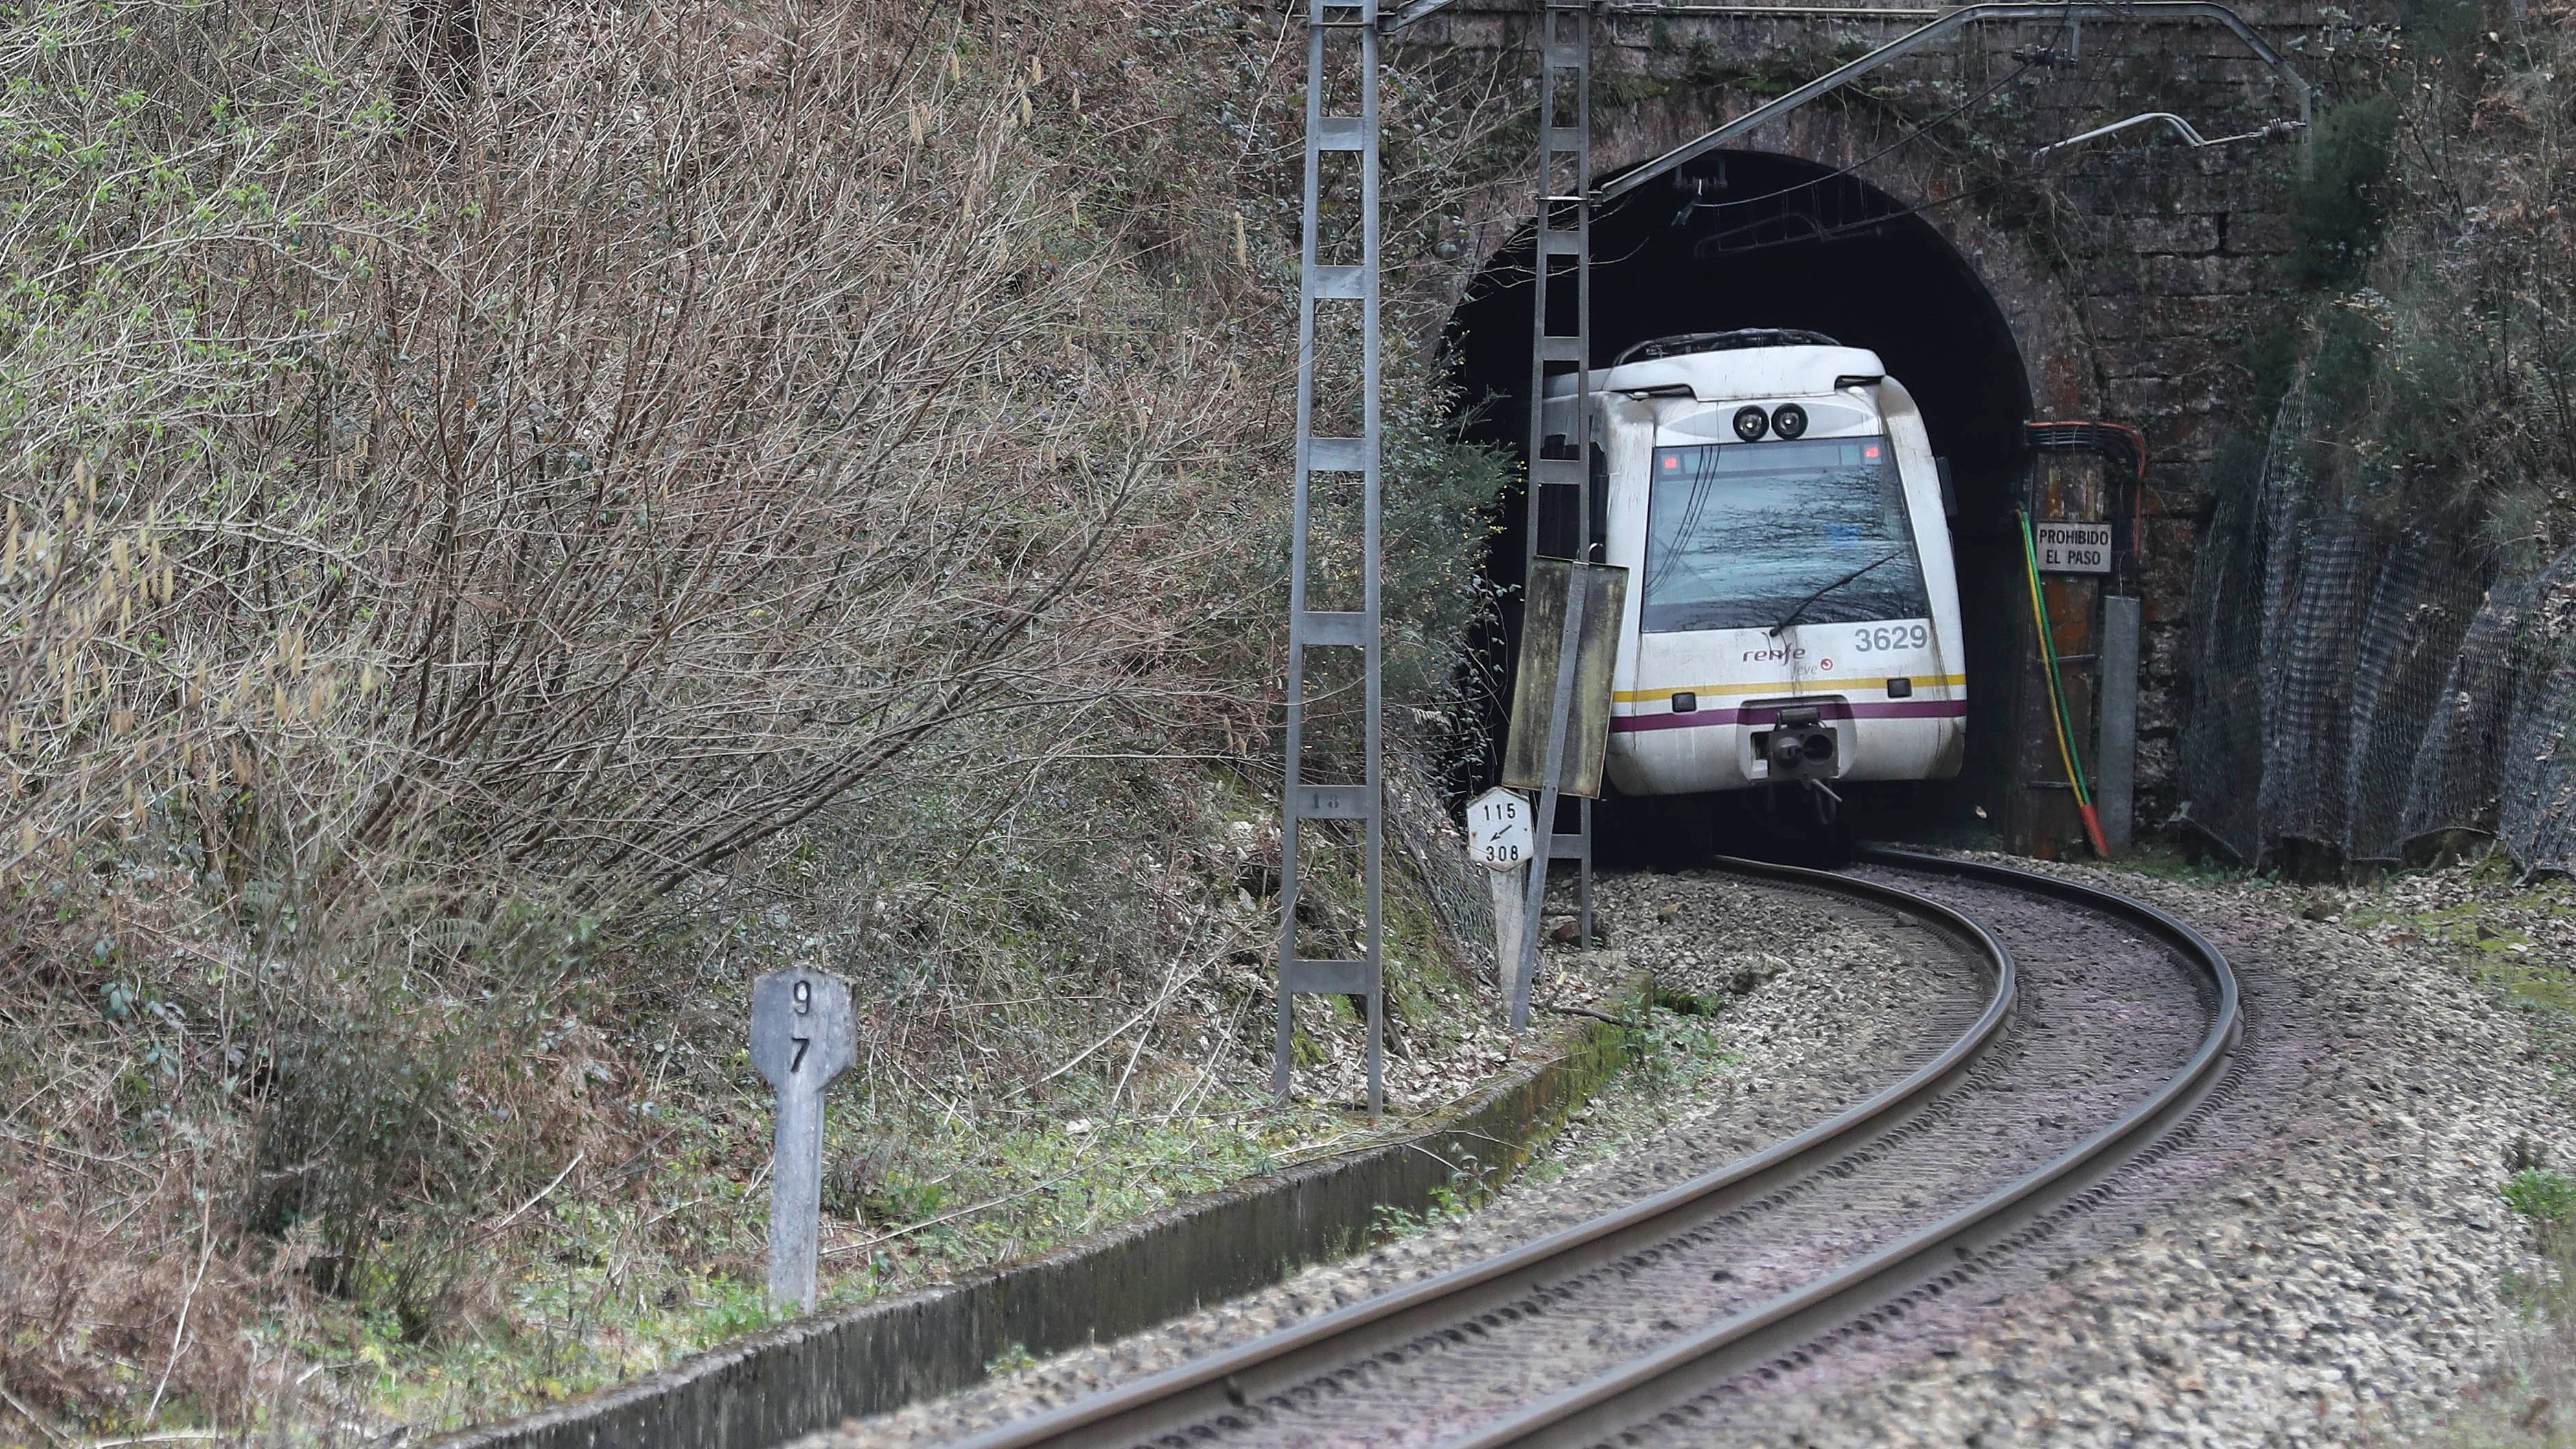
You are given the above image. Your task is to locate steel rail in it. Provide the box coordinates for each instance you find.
[943,857,2015,1449]
[1427,846,2241,1448]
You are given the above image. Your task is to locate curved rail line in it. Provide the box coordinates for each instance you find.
[942,849,2236,1449]
[1437,847,2242,1448]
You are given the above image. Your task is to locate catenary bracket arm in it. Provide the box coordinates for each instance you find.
[1592,1,2311,202]
[2033,110,2304,161]
[1382,0,1467,30]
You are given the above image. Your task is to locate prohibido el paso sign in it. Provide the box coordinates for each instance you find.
[2034,520,2113,574]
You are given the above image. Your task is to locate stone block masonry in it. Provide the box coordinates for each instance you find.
[1399,2,2334,832]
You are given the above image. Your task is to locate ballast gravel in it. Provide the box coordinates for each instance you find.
[806,857,2570,1449]
[1689,856,2566,1449]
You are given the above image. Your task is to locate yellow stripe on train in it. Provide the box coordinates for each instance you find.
[1610,674,1968,705]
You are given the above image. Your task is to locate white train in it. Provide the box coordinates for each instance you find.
[1541,331,1966,809]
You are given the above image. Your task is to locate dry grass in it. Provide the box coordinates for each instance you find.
[1,1179,265,1433]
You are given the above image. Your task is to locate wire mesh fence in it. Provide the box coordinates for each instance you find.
[2179,380,2576,872]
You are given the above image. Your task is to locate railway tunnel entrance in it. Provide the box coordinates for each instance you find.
[1452,150,2037,853]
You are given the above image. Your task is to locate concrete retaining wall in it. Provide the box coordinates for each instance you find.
[429,1006,1634,1449]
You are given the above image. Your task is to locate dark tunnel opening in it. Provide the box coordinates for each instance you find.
[1448,150,2034,853]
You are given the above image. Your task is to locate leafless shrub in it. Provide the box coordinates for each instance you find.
[4,0,1251,928]
[0,0,1540,1430]
[0,0,1284,1419]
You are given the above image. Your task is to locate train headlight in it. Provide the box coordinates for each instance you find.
[1771,404,1808,439]
[1732,406,1769,442]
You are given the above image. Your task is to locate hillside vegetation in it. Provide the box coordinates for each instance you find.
[2271,0,2576,555]
[0,1,1524,1438]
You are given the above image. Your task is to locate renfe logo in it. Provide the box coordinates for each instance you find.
[1741,646,1808,663]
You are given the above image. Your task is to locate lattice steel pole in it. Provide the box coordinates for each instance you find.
[1277,0,1384,1115]
[1523,0,1594,957]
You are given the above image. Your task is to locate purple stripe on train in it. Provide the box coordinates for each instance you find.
[1611,699,1970,733]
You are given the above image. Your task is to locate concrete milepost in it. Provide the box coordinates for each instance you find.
[1466,788,1533,993]
[751,969,857,1312]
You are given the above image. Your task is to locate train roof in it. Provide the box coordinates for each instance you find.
[1544,339,1892,404]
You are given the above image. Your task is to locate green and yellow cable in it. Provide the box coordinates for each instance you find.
[2018,509,2111,856]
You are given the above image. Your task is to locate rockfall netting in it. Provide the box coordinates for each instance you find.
[2179,380,2576,872]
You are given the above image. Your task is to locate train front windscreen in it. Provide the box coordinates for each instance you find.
[1640,436,1930,634]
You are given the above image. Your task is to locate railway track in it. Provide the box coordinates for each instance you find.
[944,848,2240,1449]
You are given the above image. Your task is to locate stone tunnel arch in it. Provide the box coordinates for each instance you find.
[1443,115,2095,841]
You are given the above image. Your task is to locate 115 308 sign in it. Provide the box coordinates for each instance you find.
[1465,787,1533,870]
